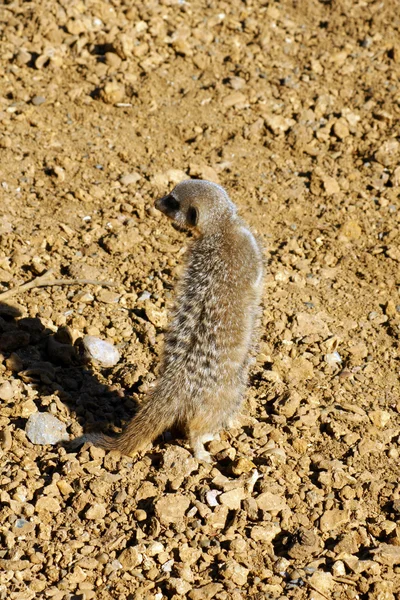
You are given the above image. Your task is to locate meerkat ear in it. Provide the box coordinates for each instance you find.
[187,206,199,227]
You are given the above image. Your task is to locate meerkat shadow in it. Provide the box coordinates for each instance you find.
[0,300,136,446]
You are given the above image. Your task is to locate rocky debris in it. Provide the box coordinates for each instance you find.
[188,583,223,600]
[256,491,288,513]
[0,381,13,401]
[155,494,190,525]
[0,0,399,598]
[293,312,330,338]
[220,559,249,586]
[80,335,120,368]
[372,544,400,567]
[320,509,350,532]
[162,445,198,484]
[85,503,107,520]
[120,172,141,186]
[25,412,69,445]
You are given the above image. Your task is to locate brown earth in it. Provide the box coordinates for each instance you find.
[0,0,400,598]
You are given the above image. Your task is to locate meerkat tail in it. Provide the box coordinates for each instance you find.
[71,392,177,456]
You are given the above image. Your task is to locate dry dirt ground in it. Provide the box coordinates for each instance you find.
[0,0,400,598]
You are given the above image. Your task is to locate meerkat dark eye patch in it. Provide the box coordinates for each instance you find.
[187,206,198,227]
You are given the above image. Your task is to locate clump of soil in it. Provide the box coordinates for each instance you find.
[0,0,399,599]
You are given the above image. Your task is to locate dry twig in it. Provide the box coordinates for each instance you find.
[0,269,117,302]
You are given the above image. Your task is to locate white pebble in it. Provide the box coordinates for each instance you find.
[161,559,174,572]
[325,351,342,367]
[25,412,69,445]
[82,336,120,368]
[206,490,221,507]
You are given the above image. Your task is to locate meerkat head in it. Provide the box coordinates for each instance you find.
[155,179,237,233]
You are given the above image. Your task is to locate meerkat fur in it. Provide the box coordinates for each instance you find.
[72,179,264,461]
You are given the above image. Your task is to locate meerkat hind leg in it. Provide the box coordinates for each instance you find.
[190,432,217,463]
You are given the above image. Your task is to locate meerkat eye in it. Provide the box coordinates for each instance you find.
[164,195,180,211]
[187,206,199,227]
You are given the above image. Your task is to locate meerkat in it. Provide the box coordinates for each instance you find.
[73,179,264,461]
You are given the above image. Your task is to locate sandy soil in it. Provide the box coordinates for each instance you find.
[0,0,399,598]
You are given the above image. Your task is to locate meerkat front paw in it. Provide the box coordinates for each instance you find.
[194,448,213,463]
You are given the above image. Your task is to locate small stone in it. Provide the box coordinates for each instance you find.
[120,172,141,186]
[219,487,246,510]
[134,509,147,521]
[333,118,350,140]
[0,381,13,401]
[17,399,38,418]
[372,544,400,566]
[25,412,69,445]
[320,509,349,532]
[163,446,198,481]
[35,496,61,513]
[155,494,190,525]
[161,559,174,572]
[231,457,256,475]
[97,289,120,304]
[148,542,164,556]
[188,163,220,184]
[374,139,399,167]
[274,557,291,575]
[293,312,330,338]
[206,490,220,507]
[66,18,86,35]
[85,503,107,520]
[341,220,362,240]
[358,437,384,456]
[188,583,223,600]
[322,175,340,195]
[99,81,125,105]
[165,169,189,184]
[16,49,31,65]
[275,391,301,418]
[73,291,94,304]
[220,559,249,586]
[81,336,120,368]
[168,578,192,596]
[250,523,281,543]
[332,560,346,577]
[264,113,295,134]
[105,52,122,68]
[369,410,391,428]
[179,544,202,565]
[387,246,400,262]
[173,38,192,56]
[222,91,248,109]
[144,301,168,329]
[308,571,334,595]
[385,300,397,317]
[229,76,246,90]
[118,547,143,569]
[256,491,288,513]
[0,427,12,451]
[57,481,74,496]
[325,351,342,367]
[31,96,46,106]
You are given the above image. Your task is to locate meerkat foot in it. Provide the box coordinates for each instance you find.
[191,433,216,463]
[195,448,212,463]
[200,432,219,444]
